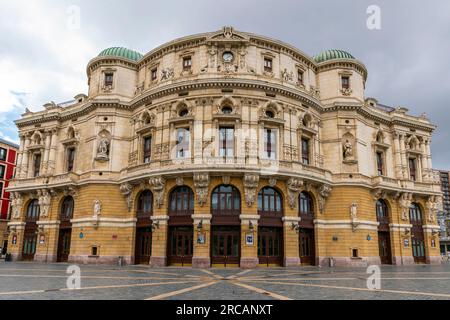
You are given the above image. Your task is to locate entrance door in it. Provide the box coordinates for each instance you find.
[299,228,315,265]
[211,226,240,267]
[378,231,392,264]
[56,229,72,263]
[410,203,426,263]
[412,236,426,263]
[135,227,152,265]
[22,227,37,261]
[168,227,193,266]
[258,227,283,266]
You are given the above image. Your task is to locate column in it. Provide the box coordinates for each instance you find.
[42,130,52,175]
[420,142,428,181]
[426,140,433,178]
[47,129,59,175]
[393,133,403,179]
[399,134,407,179]
[192,214,212,268]
[15,134,25,178]
[240,215,259,268]
[20,135,31,178]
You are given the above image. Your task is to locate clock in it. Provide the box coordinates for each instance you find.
[222,51,234,63]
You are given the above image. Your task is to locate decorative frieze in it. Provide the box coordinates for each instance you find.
[193,173,210,207]
[243,174,259,207]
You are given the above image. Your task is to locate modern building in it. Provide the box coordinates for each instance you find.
[437,170,450,254]
[6,27,443,267]
[0,138,19,254]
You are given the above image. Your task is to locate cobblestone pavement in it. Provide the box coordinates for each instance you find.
[0,262,449,300]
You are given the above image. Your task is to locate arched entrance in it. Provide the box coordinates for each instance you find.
[22,199,40,261]
[257,187,284,266]
[376,199,392,264]
[210,185,241,267]
[57,196,74,262]
[410,203,426,263]
[167,186,194,266]
[134,190,153,265]
[298,192,316,265]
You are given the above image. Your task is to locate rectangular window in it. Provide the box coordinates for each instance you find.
[151,68,158,81]
[263,128,277,160]
[409,158,416,181]
[176,128,190,158]
[341,76,350,89]
[183,56,192,70]
[33,153,41,177]
[219,127,235,158]
[376,152,384,176]
[67,148,75,172]
[298,70,304,84]
[0,148,6,161]
[264,58,273,72]
[301,138,310,165]
[143,136,152,164]
[0,165,5,179]
[104,73,114,86]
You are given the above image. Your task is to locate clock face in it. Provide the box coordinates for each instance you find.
[222,52,234,63]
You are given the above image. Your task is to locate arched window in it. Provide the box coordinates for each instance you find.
[169,186,194,215]
[137,190,153,217]
[60,196,74,221]
[376,199,389,223]
[258,187,283,216]
[409,203,422,223]
[299,192,314,216]
[26,199,40,221]
[211,185,240,215]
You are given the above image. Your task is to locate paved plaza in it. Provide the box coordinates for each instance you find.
[0,262,449,300]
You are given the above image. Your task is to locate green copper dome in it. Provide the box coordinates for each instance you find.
[98,47,143,62]
[313,49,355,63]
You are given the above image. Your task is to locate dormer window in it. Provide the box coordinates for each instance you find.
[151,68,158,81]
[222,106,233,114]
[179,109,189,117]
[298,70,304,85]
[264,58,273,72]
[105,73,114,87]
[341,76,350,90]
[265,110,275,118]
[183,56,192,70]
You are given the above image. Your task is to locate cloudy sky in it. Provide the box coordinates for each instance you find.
[0,0,449,169]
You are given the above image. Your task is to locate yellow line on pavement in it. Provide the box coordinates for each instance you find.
[198,269,223,279]
[230,281,292,300]
[145,281,219,300]
[240,279,450,298]
[0,280,202,296]
[226,269,253,279]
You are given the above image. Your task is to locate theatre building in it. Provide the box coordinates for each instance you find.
[6,27,443,267]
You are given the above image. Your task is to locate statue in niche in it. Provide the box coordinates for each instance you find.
[96,133,110,160]
[343,139,354,160]
[93,199,102,218]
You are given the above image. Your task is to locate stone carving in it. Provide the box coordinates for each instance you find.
[341,88,353,96]
[343,139,354,160]
[93,199,102,218]
[426,196,437,223]
[371,188,387,201]
[11,192,23,220]
[350,202,358,220]
[63,186,79,198]
[222,176,231,185]
[120,183,133,212]
[161,68,174,81]
[286,178,303,209]
[399,193,412,221]
[268,178,277,187]
[96,132,110,161]
[243,174,260,207]
[318,184,332,214]
[281,68,294,82]
[38,189,51,218]
[193,173,210,207]
[176,177,184,186]
[149,176,166,208]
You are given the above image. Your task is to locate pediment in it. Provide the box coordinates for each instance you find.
[207,26,250,44]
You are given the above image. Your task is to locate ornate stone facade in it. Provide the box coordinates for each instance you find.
[6,27,442,267]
